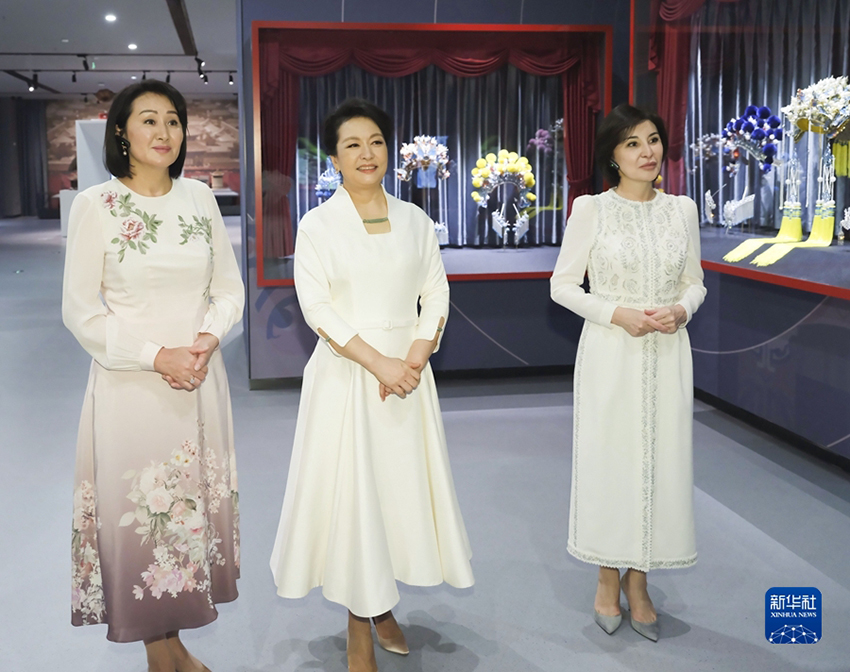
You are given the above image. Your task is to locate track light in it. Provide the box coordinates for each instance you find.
[142,71,147,81]
[166,71,171,84]
[228,72,234,85]
[72,71,77,83]
[79,54,89,71]
[203,74,209,84]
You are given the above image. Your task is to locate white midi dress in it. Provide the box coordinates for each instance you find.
[270,186,474,617]
[63,178,244,642]
[551,190,706,571]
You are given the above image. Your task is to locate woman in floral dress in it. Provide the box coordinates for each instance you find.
[63,80,244,672]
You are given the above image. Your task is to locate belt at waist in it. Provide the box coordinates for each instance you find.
[355,318,418,331]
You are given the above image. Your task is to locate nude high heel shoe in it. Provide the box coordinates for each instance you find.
[372,614,409,656]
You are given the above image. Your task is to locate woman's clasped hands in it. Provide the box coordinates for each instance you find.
[611,305,687,337]
[154,332,220,390]
[375,355,421,402]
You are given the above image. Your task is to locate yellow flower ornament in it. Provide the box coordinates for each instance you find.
[469,149,535,208]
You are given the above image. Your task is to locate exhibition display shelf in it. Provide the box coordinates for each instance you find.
[700,226,850,299]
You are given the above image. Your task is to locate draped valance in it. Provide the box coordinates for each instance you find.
[253,24,606,270]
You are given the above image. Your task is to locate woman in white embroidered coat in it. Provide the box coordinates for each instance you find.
[550,105,706,642]
[63,81,244,672]
[270,99,473,672]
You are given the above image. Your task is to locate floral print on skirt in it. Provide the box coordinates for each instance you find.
[70,359,240,643]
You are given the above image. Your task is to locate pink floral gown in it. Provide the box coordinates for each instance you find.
[63,178,244,643]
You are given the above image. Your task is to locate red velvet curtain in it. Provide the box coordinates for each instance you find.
[258,29,602,257]
[260,42,298,260]
[651,0,740,194]
[564,39,601,214]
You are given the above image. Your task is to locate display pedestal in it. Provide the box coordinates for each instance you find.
[59,189,77,237]
[212,188,240,216]
[75,120,110,191]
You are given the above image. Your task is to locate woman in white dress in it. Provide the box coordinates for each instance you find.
[550,105,706,641]
[270,99,474,672]
[63,81,244,671]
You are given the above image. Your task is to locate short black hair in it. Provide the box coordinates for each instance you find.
[596,104,668,186]
[321,98,393,156]
[104,79,189,179]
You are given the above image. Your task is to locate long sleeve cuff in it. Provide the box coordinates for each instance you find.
[414,311,446,349]
[319,312,358,348]
[140,341,163,372]
[598,302,618,329]
[198,311,227,344]
[677,284,706,325]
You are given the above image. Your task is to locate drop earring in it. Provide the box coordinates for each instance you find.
[118,137,130,157]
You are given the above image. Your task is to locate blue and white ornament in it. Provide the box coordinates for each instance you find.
[721,104,782,174]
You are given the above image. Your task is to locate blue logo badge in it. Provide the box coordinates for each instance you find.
[765,587,821,643]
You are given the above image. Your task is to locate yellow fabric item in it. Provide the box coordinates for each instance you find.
[750,202,834,266]
[722,202,803,262]
[834,142,850,177]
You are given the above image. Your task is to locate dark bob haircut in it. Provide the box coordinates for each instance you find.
[321,98,393,156]
[596,104,668,186]
[104,79,189,179]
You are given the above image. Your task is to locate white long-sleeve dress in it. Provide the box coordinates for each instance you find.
[270,186,474,617]
[551,189,706,571]
[63,178,245,643]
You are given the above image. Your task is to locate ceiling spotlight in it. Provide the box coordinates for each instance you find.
[128,43,138,50]
[61,38,69,43]
[142,71,147,81]
[79,54,89,71]
[84,95,88,103]
[29,73,38,92]
[228,73,234,85]
[131,75,137,80]
[203,74,209,84]
[166,71,171,84]
[105,14,117,22]
[195,56,206,68]
[72,71,77,83]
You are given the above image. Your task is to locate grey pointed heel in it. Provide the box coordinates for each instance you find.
[620,571,659,642]
[593,609,623,635]
[629,615,659,642]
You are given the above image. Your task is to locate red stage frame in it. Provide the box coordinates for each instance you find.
[251,21,614,287]
[701,260,850,301]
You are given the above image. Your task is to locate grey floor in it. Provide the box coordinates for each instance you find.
[2,216,850,671]
[439,246,560,274]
